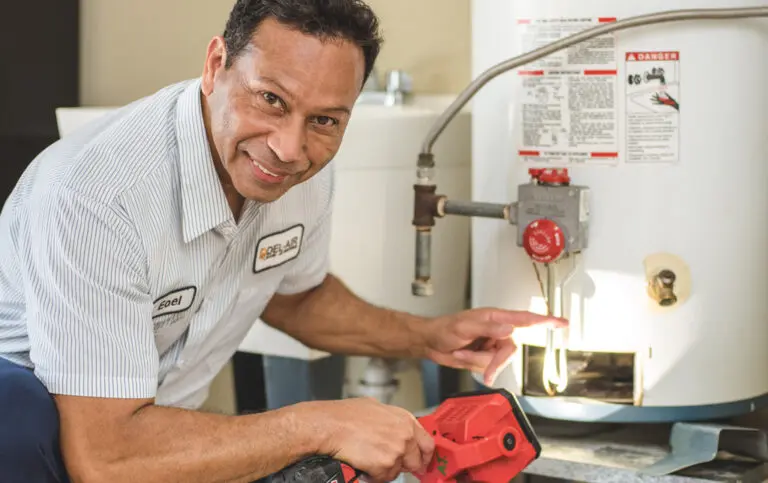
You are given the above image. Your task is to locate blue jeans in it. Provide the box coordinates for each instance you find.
[0,356,274,482]
[0,356,70,482]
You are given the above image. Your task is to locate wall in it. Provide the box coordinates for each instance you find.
[78,0,471,414]
[79,0,471,106]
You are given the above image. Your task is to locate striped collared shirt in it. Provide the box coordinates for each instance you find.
[0,78,333,409]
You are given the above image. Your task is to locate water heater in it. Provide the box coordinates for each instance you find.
[412,1,768,423]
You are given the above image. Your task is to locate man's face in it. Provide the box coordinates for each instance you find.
[201,18,365,203]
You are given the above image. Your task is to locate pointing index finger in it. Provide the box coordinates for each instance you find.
[474,307,568,330]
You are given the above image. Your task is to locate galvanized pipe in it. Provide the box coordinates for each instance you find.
[413,230,434,296]
[442,200,510,220]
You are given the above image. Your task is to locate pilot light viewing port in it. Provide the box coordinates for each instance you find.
[522,346,638,405]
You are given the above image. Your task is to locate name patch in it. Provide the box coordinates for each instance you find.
[253,224,304,273]
[152,286,196,318]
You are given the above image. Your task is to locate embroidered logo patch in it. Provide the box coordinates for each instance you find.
[152,286,197,318]
[253,224,304,273]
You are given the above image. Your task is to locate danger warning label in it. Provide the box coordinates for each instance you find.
[626,52,679,62]
[625,51,680,164]
[515,17,619,166]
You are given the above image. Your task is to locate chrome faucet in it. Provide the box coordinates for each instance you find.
[384,69,413,106]
[359,68,413,106]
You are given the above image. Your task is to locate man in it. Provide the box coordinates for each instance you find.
[0,1,564,482]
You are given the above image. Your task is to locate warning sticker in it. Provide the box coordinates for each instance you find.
[516,17,619,166]
[625,51,680,164]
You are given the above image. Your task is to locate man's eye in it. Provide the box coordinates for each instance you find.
[313,116,338,127]
[261,92,282,108]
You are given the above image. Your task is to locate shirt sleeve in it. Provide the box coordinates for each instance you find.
[19,186,158,399]
[275,168,334,295]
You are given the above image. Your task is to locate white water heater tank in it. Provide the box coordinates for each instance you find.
[469,0,768,422]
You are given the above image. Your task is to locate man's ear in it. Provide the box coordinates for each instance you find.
[201,36,228,96]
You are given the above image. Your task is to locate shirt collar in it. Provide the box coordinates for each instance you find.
[175,78,233,243]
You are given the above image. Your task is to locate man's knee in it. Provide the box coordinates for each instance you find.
[0,359,68,482]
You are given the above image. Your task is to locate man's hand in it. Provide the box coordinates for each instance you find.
[418,308,567,386]
[297,398,435,483]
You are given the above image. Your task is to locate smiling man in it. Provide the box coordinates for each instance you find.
[0,1,563,482]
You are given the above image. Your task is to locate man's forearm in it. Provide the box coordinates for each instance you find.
[60,398,320,483]
[262,274,431,359]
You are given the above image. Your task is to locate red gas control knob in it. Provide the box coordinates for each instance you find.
[522,219,566,263]
[538,168,570,185]
[528,168,545,181]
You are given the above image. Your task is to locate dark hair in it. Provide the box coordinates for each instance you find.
[223,0,383,85]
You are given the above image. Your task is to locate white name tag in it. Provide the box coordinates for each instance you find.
[253,224,304,273]
[152,286,196,318]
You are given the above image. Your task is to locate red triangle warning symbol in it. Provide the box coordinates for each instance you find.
[626,53,636,61]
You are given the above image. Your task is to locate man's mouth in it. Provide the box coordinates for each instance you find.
[248,154,289,184]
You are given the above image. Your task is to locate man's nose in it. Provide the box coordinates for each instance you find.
[268,117,307,165]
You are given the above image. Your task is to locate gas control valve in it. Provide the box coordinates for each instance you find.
[516,168,590,263]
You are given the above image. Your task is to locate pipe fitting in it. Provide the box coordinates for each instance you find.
[649,269,678,307]
[350,358,400,404]
[417,152,435,170]
[412,184,445,228]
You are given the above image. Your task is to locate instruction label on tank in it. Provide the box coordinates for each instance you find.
[515,17,619,166]
[625,51,680,164]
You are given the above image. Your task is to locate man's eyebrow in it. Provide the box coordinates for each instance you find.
[256,75,294,100]
[319,105,352,116]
